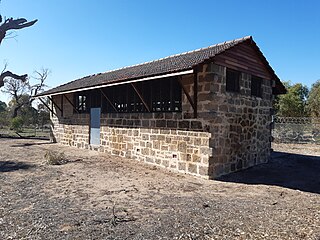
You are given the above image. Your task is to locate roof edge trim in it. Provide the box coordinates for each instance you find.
[37,69,194,98]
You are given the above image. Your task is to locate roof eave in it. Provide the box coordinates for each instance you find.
[36,69,194,98]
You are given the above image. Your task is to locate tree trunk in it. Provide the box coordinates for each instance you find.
[12,105,22,118]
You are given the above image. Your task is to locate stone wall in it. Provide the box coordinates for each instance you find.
[100,126,211,177]
[198,63,273,178]
[51,94,90,147]
[50,62,273,179]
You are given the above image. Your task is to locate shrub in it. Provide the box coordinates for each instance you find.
[10,116,24,132]
[44,150,68,165]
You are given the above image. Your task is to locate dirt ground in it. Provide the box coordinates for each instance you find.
[0,138,319,240]
[272,142,320,157]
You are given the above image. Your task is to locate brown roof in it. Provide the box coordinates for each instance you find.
[38,36,285,96]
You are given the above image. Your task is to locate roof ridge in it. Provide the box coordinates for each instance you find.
[95,35,252,76]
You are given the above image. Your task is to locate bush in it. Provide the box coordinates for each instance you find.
[44,150,68,165]
[0,115,9,128]
[10,116,24,132]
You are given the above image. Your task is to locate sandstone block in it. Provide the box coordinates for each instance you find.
[188,163,198,174]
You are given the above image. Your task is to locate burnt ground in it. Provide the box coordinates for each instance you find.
[0,138,319,240]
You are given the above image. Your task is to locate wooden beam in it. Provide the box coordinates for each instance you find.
[177,76,195,111]
[63,94,79,114]
[39,97,58,118]
[60,94,64,117]
[47,96,62,113]
[100,89,118,112]
[170,78,174,111]
[131,83,151,112]
[193,69,198,118]
[51,97,53,118]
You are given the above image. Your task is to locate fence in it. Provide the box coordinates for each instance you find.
[0,125,51,139]
[272,117,320,144]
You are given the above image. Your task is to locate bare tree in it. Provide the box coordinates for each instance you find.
[0,13,37,88]
[30,68,50,97]
[2,76,30,118]
[2,68,49,118]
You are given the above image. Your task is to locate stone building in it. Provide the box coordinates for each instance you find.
[37,36,286,179]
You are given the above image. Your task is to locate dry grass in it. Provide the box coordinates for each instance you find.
[44,150,68,165]
[0,138,319,239]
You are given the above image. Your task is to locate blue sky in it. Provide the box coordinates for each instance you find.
[0,0,319,102]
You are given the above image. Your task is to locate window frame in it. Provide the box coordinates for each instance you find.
[226,68,241,93]
[74,93,89,113]
[251,76,262,98]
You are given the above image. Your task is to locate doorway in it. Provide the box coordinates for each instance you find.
[90,107,101,145]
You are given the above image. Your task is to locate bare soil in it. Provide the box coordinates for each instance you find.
[272,142,320,157]
[0,138,319,240]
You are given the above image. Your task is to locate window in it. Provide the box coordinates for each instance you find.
[74,78,181,114]
[75,94,88,113]
[102,84,137,113]
[226,68,240,93]
[74,90,101,113]
[251,76,262,97]
[101,77,181,113]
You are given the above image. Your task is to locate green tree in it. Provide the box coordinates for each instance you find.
[307,80,320,118]
[20,102,38,126]
[37,102,50,129]
[7,93,30,118]
[274,81,309,117]
[7,94,38,126]
[0,100,8,127]
[0,100,6,112]
[10,116,23,132]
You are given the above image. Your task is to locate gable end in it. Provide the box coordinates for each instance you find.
[213,41,274,80]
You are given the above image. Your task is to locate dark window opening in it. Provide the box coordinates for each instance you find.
[74,89,101,113]
[75,94,88,113]
[89,89,101,108]
[251,76,262,97]
[226,68,240,93]
[101,77,181,113]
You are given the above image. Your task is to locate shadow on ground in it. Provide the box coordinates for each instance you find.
[217,152,320,194]
[0,135,50,141]
[9,141,52,148]
[0,161,34,172]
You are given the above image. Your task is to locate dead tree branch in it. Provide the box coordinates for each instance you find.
[0,16,37,44]
[31,68,50,96]
[0,71,27,88]
[0,15,37,89]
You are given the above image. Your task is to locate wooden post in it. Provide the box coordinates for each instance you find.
[63,94,79,114]
[39,97,58,117]
[50,96,53,118]
[193,69,198,118]
[60,95,64,117]
[177,76,195,111]
[131,83,151,112]
[48,97,62,116]
[100,89,118,112]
